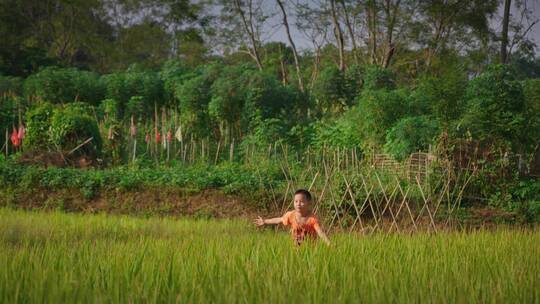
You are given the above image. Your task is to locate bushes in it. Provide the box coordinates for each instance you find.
[25,102,102,157]
[49,103,102,158]
[176,74,213,139]
[0,95,19,144]
[0,75,23,95]
[362,65,396,91]
[311,110,363,149]
[23,67,104,104]
[410,68,467,126]
[460,64,528,152]
[0,161,278,199]
[355,88,409,151]
[312,66,346,114]
[522,78,540,151]
[24,102,54,150]
[101,70,163,119]
[384,116,439,160]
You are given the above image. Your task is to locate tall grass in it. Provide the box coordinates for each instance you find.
[0,208,538,303]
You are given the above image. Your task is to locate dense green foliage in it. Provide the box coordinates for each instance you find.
[384,116,439,160]
[24,102,55,150]
[0,95,19,145]
[461,65,529,152]
[49,103,102,158]
[0,76,23,95]
[0,160,277,200]
[1,0,539,213]
[1,209,539,303]
[4,60,538,214]
[23,67,104,104]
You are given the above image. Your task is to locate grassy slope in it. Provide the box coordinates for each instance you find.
[0,209,539,303]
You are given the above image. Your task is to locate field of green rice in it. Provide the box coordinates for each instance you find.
[0,208,538,303]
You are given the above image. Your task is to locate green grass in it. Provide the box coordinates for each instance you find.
[0,209,538,303]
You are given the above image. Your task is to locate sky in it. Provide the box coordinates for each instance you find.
[262,0,540,54]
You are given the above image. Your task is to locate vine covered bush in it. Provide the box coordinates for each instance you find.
[49,103,102,158]
[24,102,55,150]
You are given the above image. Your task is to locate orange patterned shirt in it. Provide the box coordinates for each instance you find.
[281,211,321,245]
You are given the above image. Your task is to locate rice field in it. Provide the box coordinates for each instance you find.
[0,208,538,304]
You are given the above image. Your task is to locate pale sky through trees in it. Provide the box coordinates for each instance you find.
[255,0,540,53]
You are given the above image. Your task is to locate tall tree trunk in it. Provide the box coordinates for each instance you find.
[278,43,288,85]
[309,44,322,89]
[339,0,359,65]
[276,0,304,92]
[233,0,264,71]
[500,0,511,64]
[366,0,378,65]
[330,0,345,71]
[381,0,399,68]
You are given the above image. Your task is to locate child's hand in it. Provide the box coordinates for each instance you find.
[254,216,265,226]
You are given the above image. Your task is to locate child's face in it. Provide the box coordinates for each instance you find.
[294,193,311,214]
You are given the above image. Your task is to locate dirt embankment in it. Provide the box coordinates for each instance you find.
[1,187,266,219]
[0,187,529,228]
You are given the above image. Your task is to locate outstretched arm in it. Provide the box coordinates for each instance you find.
[254,216,283,226]
[314,225,331,246]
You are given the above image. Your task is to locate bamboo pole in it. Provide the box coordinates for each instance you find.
[133,138,137,163]
[214,140,221,164]
[229,139,234,162]
[5,129,8,156]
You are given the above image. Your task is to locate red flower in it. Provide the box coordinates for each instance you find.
[10,127,20,147]
[17,125,26,139]
[166,130,172,142]
[155,128,161,143]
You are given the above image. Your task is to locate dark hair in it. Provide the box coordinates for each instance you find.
[294,189,312,201]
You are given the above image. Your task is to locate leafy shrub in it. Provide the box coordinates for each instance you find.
[0,75,23,95]
[160,59,190,104]
[343,64,364,103]
[209,66,246,141]
[25,102,55,150]
[0,95,18,144]
[101,70,163,119]
[511,179,540,222]
[311,110,363,149]
[23,67,104,104]
[99,99,120,121]
[355,88,409,151]
[411,68,467,127]
[363,65,396,91]
[49,103,102,158]
[241,70,291,124]
[241,118,287,152]
[312,66,346,114]
[460,64,528,153]
[125,96,147,120]
[522,78,540,152]
[176,74,213,138]
[384,116,440,160]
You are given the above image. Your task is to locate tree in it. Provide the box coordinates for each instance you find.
[501,0,512,64]
[416,0,497,69]
[384,116,439,160]
[276,0,305,92]
[460,64,528,153]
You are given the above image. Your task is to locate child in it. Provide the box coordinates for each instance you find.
[254,189,330,246]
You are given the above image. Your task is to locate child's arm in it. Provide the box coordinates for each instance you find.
[254,216,283,226]
[314,225,331,245]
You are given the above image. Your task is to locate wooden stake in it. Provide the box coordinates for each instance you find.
[214,140,221,164]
